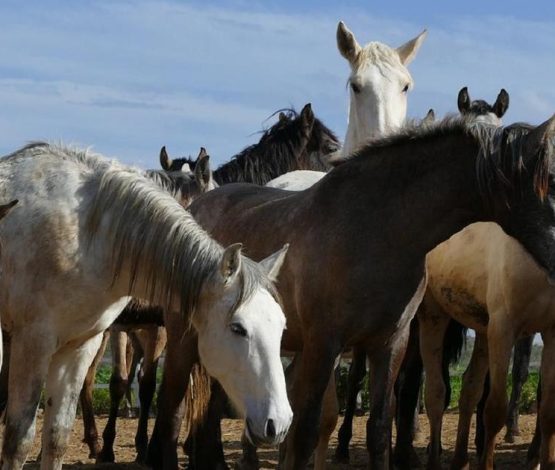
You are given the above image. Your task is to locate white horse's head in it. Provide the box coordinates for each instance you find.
[195,243,292,446]
[337,21,427,156]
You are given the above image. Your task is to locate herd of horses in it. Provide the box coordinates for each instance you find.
[0,19,554,470]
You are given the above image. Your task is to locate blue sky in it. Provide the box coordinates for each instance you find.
[0,0,554,167]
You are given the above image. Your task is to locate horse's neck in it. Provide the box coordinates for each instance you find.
[342,107,363,158]
[334,136,487,258]
[342,104,384,158]
[216,147,298,186]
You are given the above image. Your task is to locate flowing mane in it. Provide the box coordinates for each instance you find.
[9,142,275,320]
[178,108,338,185]
[335,116,552,201]
[214,109,326,185]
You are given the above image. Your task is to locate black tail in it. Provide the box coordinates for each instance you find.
[441,319,467,409]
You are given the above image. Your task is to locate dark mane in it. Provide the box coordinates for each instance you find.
[180,108,339,186]
[341,115,552,202]
[214,109,325,185]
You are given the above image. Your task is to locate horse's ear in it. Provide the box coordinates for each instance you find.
[0,200,18,221]
[160,146,172,171]
[279,112,287,122]
[493,89,510,118]
[457,87,471,114]
[524,114,555,157]
[259,244,289,282]
[396,29,427,65]
[220,243,243,285]
[300,103,315,131]
[337,21,361,63]
[194,148,213,192]
[422,108,435,124]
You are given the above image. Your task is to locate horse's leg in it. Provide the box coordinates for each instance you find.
[135,326,167,463]
[450,333,489,470]
[418,297,451,470]
[126,332,144,416]
[366,323,412,470]
[40,333,104,470]
[1,329,52,469]
[281,341,341,469]
[479,325,513,470]
[97,327,128,463]
[334,346,366,463]
[505,334,533,443]
[528,376,541,470]
[539,330,555,469]
[0,330,12,417]
[393,317,423,470]
[236,430,259,470]
[313,364,339,470]
[475,372,490,459]
[79,329,109,459]
[147,314,198,470]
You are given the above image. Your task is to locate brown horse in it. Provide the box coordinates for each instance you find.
[334,87,511,468]
[178,116,555,469]
[146,104,339,469]
[163,103,339,186]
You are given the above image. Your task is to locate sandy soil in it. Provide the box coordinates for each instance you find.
[19,412,537,468]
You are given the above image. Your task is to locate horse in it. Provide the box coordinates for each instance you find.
[146,104,339,469]
[267,88,509,468]
[172,103,339,186]
[0,147,215,462]
[269,21,426,192]
[186,115,555,469]
[417,117,555,469]
[457,84,533,445]
[0,142,292,470]
[457,86,509,125]
[86,147,218,463]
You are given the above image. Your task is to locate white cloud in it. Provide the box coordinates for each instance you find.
[0,1,553,166]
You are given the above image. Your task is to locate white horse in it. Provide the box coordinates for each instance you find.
[267,21,426,191]
[0,142,292,470]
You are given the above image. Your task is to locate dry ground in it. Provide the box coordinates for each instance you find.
[19,412,537,468]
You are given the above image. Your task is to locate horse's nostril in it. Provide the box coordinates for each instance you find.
[266,419,276,439]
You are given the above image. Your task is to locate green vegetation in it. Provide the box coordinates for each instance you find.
[63,336,544,415]
[336,337,542,414]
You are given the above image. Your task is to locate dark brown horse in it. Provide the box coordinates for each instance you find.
[335,88,512,468]
[158,116,555,469]
[162,103,339,186]
[146,104,339,469]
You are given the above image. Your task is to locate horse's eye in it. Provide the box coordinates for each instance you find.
[230,323,248,337]
[402,84,410,93]
[351,82,361,94]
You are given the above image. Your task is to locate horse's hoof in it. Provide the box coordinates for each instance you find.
[449,461,469,470]
[96,449,115,464]
[333,447,350,464]
[234,458,259,470]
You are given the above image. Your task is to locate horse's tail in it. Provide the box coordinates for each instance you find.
[442,319,467,409]
[443,319,468,365]
[183,363,212,436]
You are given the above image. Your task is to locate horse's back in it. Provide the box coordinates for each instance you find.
[189,183,297,229]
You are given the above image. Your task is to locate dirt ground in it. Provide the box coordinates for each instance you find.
[20,412,537,468]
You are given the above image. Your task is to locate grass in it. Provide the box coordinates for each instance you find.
[79,338,544,415]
